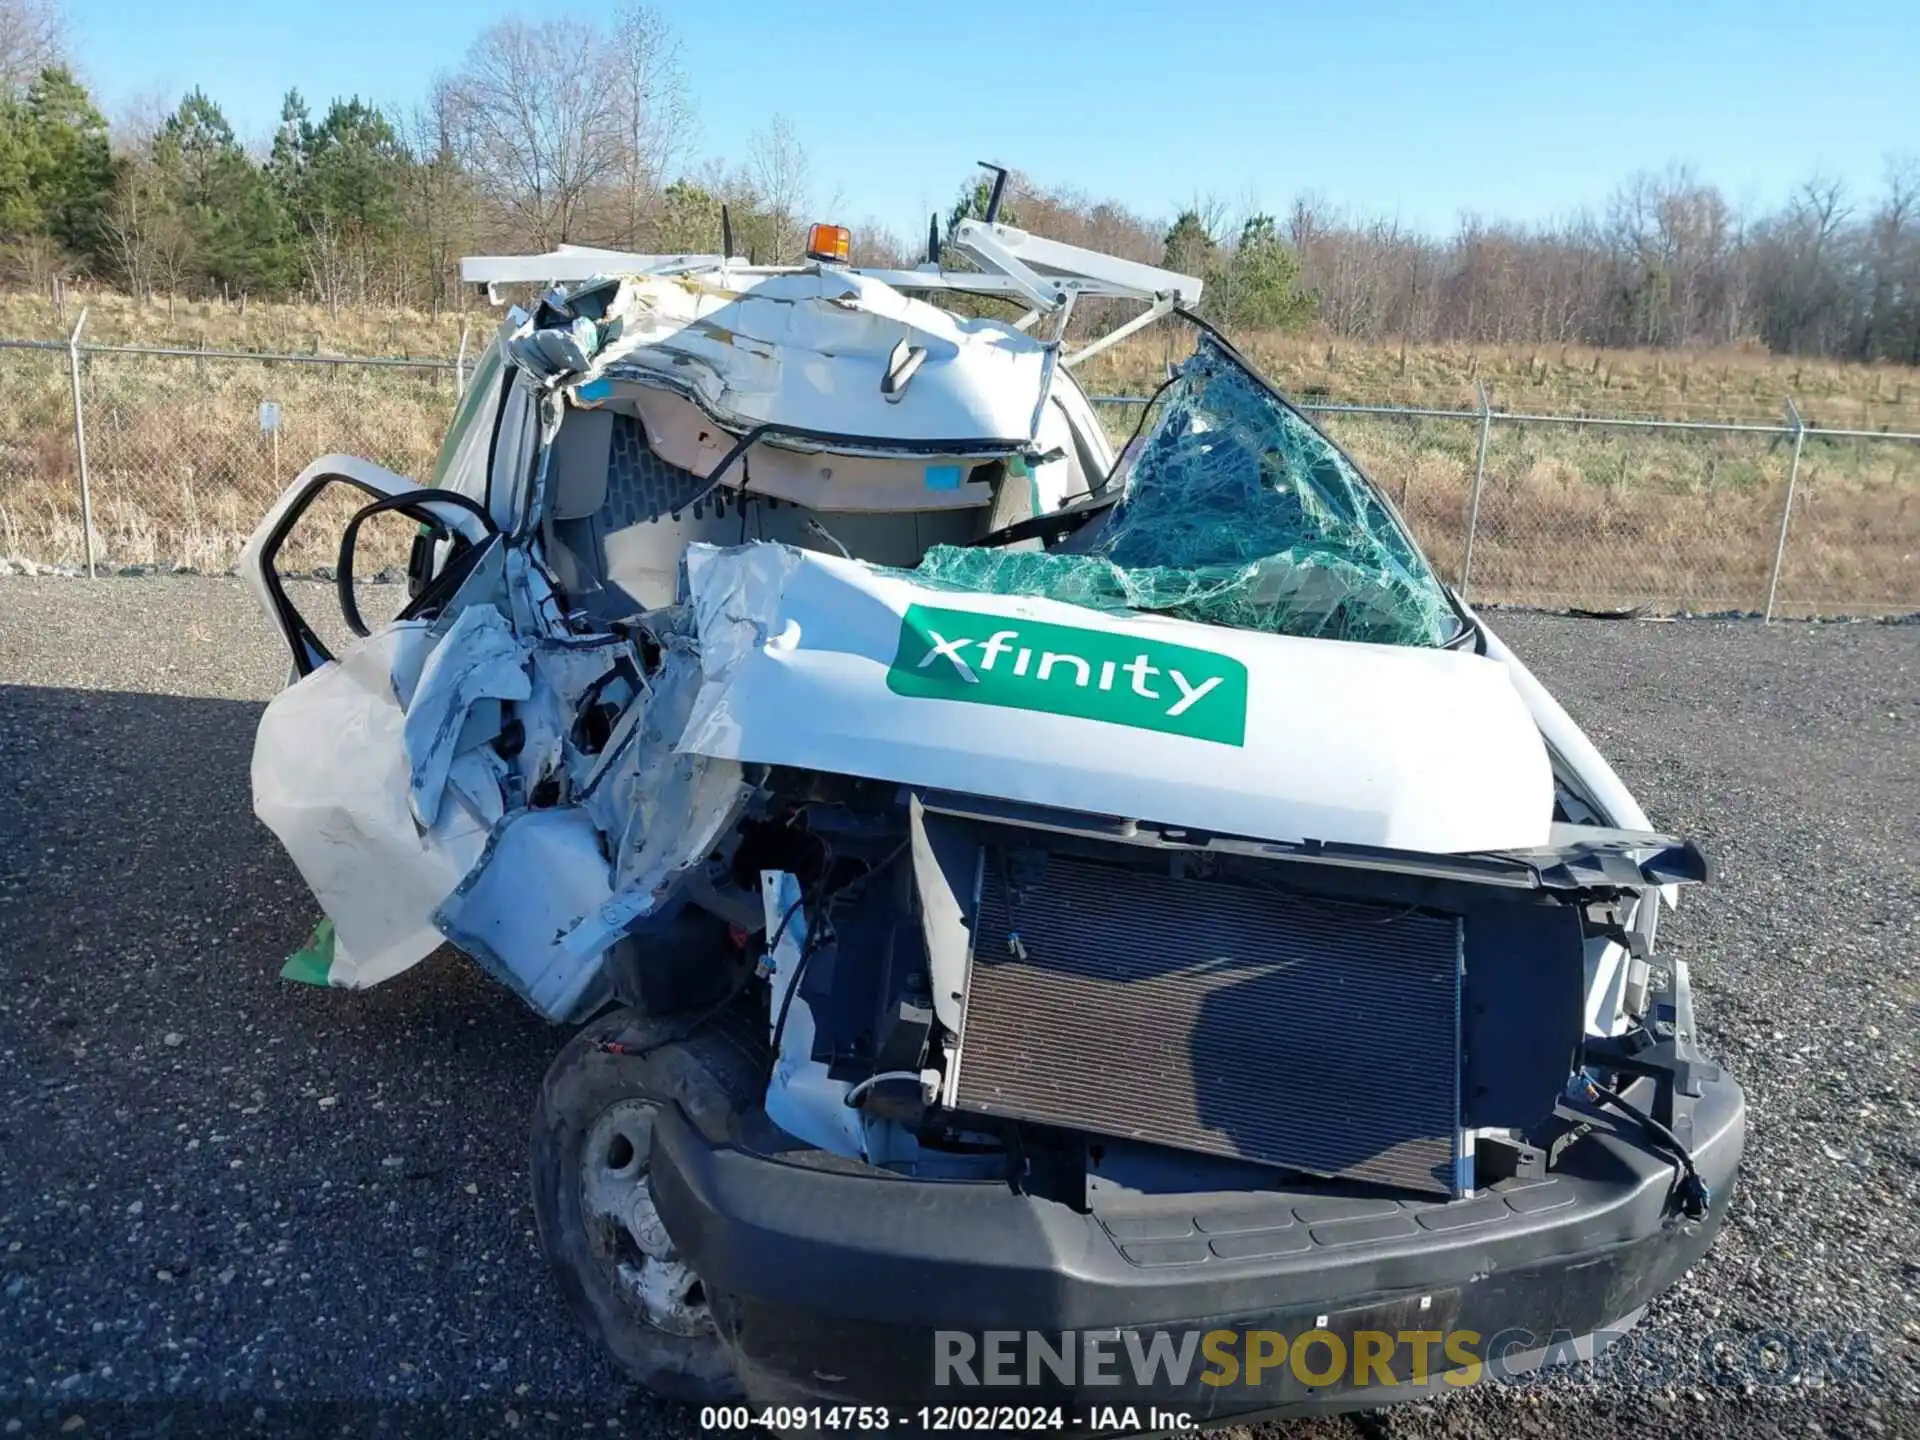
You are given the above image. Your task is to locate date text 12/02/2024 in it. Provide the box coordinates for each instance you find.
[697,1407,1176,1432]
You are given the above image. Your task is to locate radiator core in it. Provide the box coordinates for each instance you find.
[955,850,1464,1195]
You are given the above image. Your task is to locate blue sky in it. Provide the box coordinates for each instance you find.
[63,0,1920,237]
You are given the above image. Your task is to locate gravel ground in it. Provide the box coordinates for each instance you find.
[0,576,1914,1440]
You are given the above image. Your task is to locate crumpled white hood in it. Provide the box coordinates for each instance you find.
[681,543,1554,855]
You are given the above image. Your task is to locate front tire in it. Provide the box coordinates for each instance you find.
[530,1006,761,1401]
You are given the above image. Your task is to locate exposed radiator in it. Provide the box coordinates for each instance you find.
[955,850,1464,1195]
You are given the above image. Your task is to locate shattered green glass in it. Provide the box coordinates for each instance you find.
[914,337,1458,647]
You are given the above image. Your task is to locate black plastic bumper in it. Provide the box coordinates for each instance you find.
[650,1071,1744,1428]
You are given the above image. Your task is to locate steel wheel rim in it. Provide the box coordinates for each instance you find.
[579,1098,712,1338]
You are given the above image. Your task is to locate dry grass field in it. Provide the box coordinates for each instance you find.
[1079,329,1920,429]
[0,289,473,361]
[0,286,1914,616]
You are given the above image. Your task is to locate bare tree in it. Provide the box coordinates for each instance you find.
[100,156,193,311]
[302,212,353,319]
[608,2,692,248]
[452,16,621,249]
[1753,174,1854,354]
[747,115,809,263]
[99,180,157,300]
[1602,166,1734,345]
[1860,154,1918,360]
[850,219,907,268]
[0,232,61,287]
[403,76,483,310]
[110,87,175,157]
[0,0,61,95]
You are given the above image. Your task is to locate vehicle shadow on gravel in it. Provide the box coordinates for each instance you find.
[0,683,689,1416]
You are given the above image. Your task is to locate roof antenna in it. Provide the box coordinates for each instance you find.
[721,204,734,259]
[978,162,1010,225]
[926,212,940,265]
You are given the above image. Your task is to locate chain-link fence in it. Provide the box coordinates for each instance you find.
[82,346,456,576]
[1094,388,1920,619]
[0,343,85,570]
[2,325,1915,620]
[0,329,458,579]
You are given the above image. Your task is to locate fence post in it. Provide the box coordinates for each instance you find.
[67,307,96,579]
[1458,380,1492,598]
[455,322,470,397]
[1763,397,1806,623]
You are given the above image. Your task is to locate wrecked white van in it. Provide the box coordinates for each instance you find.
[242,199,1743,1423]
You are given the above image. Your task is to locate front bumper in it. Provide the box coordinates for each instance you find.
[650,1070,1743,1429]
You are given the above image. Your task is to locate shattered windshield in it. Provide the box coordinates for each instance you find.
[913,334,1460,648]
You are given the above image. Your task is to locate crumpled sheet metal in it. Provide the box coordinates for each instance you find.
[579,270,1051,450]
[581,638,723,892]
[433,807,620,1022]
[415,607,745,1021]
[552,620,749,971]
[914,337,1457,648]
[516,638,633,800]
[254,581,746,1019]
[505,276,632,382]
[403,603,529,829]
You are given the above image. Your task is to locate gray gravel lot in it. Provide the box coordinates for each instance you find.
[0,576,1915,1439]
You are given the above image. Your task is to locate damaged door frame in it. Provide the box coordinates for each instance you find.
[241,455,497,677]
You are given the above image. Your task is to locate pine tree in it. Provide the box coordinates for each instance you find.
[1163,210,1218,281]
[0,65,112,270]
[1213,214,1316,332]
[24,67,110,258]
[155,88,298,297]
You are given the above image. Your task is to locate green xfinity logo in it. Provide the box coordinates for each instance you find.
[885,603,1248,746]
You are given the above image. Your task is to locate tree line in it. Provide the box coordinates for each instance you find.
[1275,165,1920,363]
[0,1,820,317]
[978,165,1920,365]
[0,0,1914,363]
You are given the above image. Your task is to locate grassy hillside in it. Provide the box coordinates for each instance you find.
[0,289,474,362]
[1,286,1914,616]
[1081,332,1920,432]
[8,285,1920,429]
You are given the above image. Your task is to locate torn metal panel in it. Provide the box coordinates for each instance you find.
[414,611,749,1021]
[402,604,528,829]
[252,518,746,1019]
[433,808,618,1024]
[907,796,974,1034]
[252,622,491,988]
[554,720,748,974]
[515,639,633,800]
[577,637,736,894]
[680,541,1553,854]
[405,617,746,1019]
[511,313,602,378]
[504,533,569,635]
